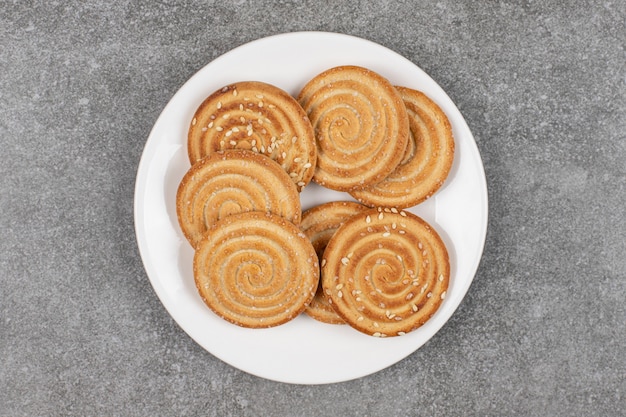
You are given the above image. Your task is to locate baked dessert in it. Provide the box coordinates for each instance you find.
[300,201,370,324]
[176,149,300,248]
[297,65,409,191]
[321,208,450,337]
[187,81,317,191]
[194,211,319,328]
[350,87,455,208]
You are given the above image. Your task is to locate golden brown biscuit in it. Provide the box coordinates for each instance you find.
[297,66,409,192]
[188,81,316,191]
[300,201,370,324]
[321,208,450,337]
[350,87,455,208]
[176,149,300,248]
[194,211,319,328]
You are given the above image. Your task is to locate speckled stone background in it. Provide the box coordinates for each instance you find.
[1,1,624,416]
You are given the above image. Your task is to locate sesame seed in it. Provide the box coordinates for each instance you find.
[303,162,312,169]
[397,332,406,336]
[293,157,302,163]
[373,332,381,337]
[217,102,222,109]
[239,104,244,111]
[289,172,298,177]
[282,152,287,159]
[258,101,264,107]
[208,122,214,128]
[366,215,371,224]
[337,291,343,298]
[399,230,406,234]
[392,223,397,229]
[378,212,384,220]
[391,207,398,213]
[412,304,418,312]
[229,140,236,146]
[438,274,444,282]
[341,257,349,265]
[233,89,238,96]
[256,94,264,99]
[335,283,343,290]
[357,316,364,322]
[219,140,225,147]
[292,136,297,143]
[382,232,391,237]
[247,130,253,136]
[321,259,326,267]
[225,130,232,137]
[269,104,276,109]
[222,114,230,119]
[427,292,432,298]
[192,118,196,125]
[232,127,239,132]
[297,181,305,187]
[373,322,379,328]
[400,211,407,217]
[441,291,447,299]
[406,292,414,300]
[201,127,207,132]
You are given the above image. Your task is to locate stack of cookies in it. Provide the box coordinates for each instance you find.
[176,65,455,337]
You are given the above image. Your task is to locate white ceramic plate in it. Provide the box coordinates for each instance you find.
[134,32,488,384]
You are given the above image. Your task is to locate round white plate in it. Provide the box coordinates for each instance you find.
[134,32,488,384]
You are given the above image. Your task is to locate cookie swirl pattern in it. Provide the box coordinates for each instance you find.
[350,87,455,207]
[176,149,300,248]
[322,208,450,337]
[194,212,319,328]
[298,66,409,191]
[300,201,369,324]
[187,81,316,191]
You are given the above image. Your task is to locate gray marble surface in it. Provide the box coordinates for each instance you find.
[2,1,624,416]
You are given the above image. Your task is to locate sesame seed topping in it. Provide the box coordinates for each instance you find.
[281,152,287,159]
[406,292,414,300]
[366,215,371,224]
[392,223,397,229]
[293,157,302,163]
[357,316,364,322]
[341,257,349,265]
[229,140,236,146]
[438,274,444,282]
[399,230,406,234]
[303,162,312,169]
[373,332,382,337]
[337,291,343,298]
[378,212,384,220]
[335,283,343,290]
[225,130,232,137]
[391,207,398,213]
[427,292,432,298]
[321,259,326,267]
[382,232,391,237]
[247,130,253,136]
[239,104,244,111]
[400,211,407,217]
[208,121,214,128]
[222,114,230,119]
[217,102,222,109]
[192,117,196,125]
[258,101,264,107]
[292,136,297,143]
[441,291,447,299]
[398,332,406,336]
[373,322,379,328]
[297,181,305,187]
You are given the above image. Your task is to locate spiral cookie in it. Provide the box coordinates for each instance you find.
[194,211,319,328]
[297,66,409,191]
[176,149,300,248]
[321,208,450,337]
[300,201,370,324]
[351,87,455,208]
[188,81,317,191]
